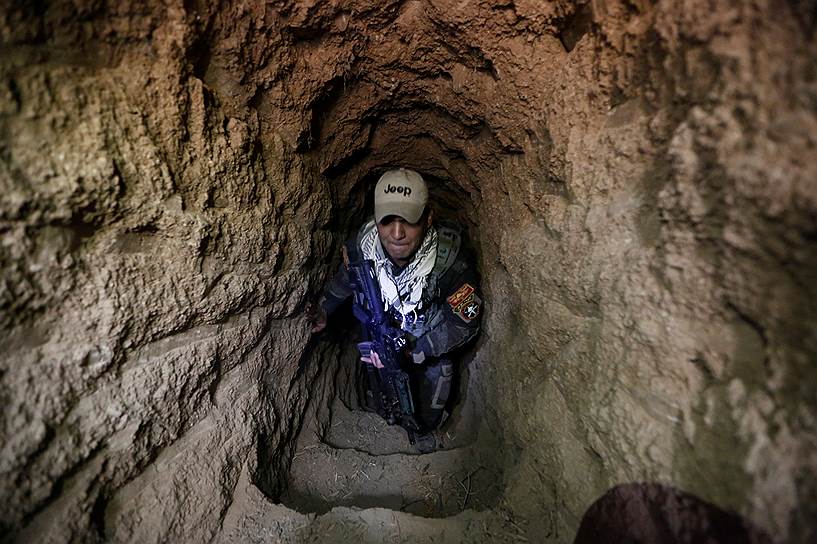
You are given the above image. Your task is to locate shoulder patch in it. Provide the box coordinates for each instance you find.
[447,283,475,308]
[447,283,481,323]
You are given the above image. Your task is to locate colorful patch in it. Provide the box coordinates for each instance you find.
[447,283,481,323]
[447,283,475,309]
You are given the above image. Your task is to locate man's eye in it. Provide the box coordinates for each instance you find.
[380,215,409,226]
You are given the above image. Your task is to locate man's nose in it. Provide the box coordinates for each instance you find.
[391,221,406,240]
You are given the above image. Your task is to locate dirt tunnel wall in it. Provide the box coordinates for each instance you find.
[1,1,816,542]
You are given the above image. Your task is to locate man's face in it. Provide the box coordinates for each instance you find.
[376,212,430,266]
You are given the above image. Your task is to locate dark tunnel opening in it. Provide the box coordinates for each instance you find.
[256,165,496,519]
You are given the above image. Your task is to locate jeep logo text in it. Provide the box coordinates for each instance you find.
[383,184,412,197]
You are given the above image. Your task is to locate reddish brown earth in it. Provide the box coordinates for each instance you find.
[1,1,816,542]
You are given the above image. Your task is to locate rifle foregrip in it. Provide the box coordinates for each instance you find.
[357,341,373,357]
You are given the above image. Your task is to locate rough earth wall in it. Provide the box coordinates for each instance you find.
[0,3,334,541]
[474,2,817,541]
[1,1,816,543]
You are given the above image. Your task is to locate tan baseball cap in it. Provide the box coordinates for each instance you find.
[374,168,428,224]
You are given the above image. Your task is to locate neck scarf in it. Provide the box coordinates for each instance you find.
[360,222,438,322]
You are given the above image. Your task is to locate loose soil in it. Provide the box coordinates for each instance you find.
[280,394,502,518]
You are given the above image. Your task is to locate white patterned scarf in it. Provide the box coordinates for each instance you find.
[360,221,438,324]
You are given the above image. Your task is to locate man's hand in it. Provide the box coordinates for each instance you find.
[306,301,327,333]
[361,351,385,369]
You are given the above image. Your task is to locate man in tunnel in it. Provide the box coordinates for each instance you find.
[309,168,482,452]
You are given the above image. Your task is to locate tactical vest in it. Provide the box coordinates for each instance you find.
[355,219,462,337]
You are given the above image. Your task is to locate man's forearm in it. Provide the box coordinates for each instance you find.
[321,263,353,315]
[414,315,480,359]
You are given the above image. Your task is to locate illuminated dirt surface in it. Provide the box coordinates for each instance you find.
[1,1,815,542]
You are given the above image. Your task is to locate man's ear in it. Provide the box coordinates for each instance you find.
[426,208,434,228]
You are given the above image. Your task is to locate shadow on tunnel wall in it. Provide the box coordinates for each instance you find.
[573,483,772,544]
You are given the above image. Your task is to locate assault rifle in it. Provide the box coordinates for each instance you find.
[344,241,422,445]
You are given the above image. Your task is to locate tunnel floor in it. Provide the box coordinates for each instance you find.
[215,369,523,543]
[279,393,502,518]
